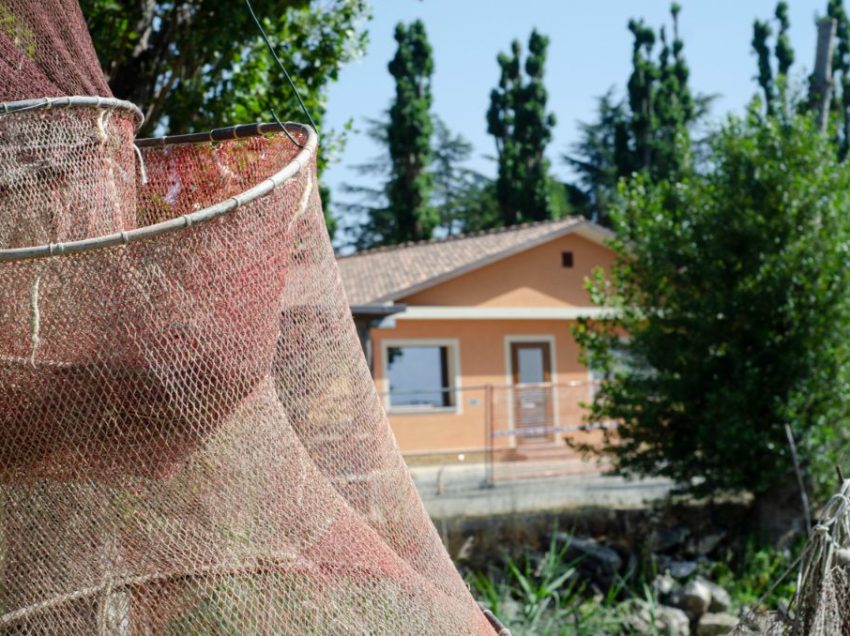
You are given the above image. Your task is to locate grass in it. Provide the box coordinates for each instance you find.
[468,534,632,636]
[469,532,803,635]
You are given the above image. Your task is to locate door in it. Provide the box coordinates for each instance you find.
[510,341,554,441]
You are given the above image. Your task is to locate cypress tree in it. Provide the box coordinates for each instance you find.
[627,19,657,172]
[375,20,437,245]
[752,20,775,116]
[775,1,795,78]
[829,0,850,158]
[487,30,556,226]
[567,4,703,221]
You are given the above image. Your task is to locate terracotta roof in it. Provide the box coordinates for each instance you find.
[337,217,611,306]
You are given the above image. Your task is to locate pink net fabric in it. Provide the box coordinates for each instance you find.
[0,0,111,101]
[0,120,494,634]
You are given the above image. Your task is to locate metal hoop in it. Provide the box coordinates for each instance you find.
[0,96,144,128]
[0,117,318,263]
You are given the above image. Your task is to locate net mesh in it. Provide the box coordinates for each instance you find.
[733,479,850,636]
[0,113,495,633]
[0,0,111,101]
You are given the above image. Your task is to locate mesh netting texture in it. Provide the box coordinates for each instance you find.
[0,0,111,101]
[0,108,496,634]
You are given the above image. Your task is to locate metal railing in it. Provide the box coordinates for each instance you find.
[381,381,616,485]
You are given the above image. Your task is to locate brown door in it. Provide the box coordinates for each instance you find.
[510,341,554,441]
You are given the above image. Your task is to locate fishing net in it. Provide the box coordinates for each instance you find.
[733,479,850,636]
[0,99,498,634]
[0,0,111,101]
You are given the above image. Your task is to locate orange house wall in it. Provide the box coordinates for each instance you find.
[371,232,615,455]
[372,319,592,454]
[402,233,615,308]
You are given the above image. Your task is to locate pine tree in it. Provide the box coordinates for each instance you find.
[487,30,556,226]
[368,20,436,246]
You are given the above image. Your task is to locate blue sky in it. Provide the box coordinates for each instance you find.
[323,0,824,220]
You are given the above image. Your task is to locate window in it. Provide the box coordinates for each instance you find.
[384,341,458,410]
[561,251,574,268]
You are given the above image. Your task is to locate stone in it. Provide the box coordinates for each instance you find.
[689,531,726,557]
[679,578,712,619]
[697,612,739,635]
[620,599,690,636]
[667,559,698,579]
[555,533,622,583]
[700,578,731,613]
[654,526,691,552]
[653,572,677,597]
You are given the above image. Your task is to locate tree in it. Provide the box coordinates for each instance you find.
[567,4,706,222]
[431,119,494,236]
[350,20,436,248]
[81,0,369,137]
[575,114,850,501]
[384,20,437,244]
[564,91,631,225]
[341,115,492,249]
[81,0,370,239]
[828,0,850,158]
[487,30,557,227]
[751,2,796,118]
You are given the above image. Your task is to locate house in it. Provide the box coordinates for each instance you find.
[337,218,616,463]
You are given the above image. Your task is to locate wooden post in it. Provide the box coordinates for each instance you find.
[813,18,837,133]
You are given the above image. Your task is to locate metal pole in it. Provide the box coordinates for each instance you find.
[483,384,495,488]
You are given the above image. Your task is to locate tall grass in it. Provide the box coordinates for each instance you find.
[468,534,631,636]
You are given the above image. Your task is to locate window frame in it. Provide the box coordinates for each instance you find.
[380,338,462,415]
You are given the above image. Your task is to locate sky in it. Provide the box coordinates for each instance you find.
[323,0,824,224]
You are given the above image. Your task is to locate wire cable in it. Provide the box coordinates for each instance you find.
[245,0,319,135]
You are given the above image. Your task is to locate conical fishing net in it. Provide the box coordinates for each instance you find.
[0,109,497,635]
[0,4,499,634]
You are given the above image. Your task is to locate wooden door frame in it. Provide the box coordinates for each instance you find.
[503,335,559,444]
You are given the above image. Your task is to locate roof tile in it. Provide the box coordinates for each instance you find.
[337,218,588,305]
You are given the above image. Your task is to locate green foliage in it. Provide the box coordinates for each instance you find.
[707,539,800,610]
[575,114,850,499]
[751,2,797,119]
[341,116,493,248]
[354,20,436,247]
[469,535,627,636]
[81,0,369,136]
[431,119,496,236]
[567,5,706,223]
[81,0,370,239]
[775,2,794,77]
[828,0,850,159]
[487,30,557,226]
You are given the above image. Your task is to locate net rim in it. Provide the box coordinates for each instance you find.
[0,96,144,127]
[0,120,318,264]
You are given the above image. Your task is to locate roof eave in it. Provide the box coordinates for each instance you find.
[369,219,612,305]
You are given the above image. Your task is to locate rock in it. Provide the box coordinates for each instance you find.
[654,526,691,552]
[555,533,622,584]
[689,531,726,557]
[667,559,698,579]
[653,572,677,597]
[620,599,690,636]
[697,612,739,635]
[679,578,712,619]
[699,578,731,613]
